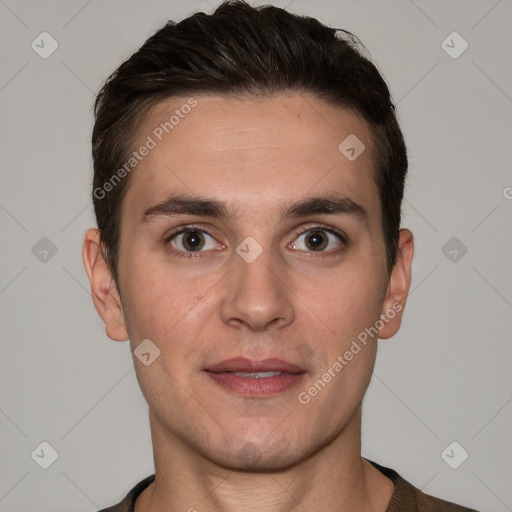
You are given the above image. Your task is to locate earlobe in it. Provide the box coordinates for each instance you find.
[378,228,414,340]
[82,228,129,342]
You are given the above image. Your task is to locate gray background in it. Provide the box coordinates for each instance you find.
[1,0,511,511]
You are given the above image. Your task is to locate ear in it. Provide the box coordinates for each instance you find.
[82,228,129,341]
[378,228,414,339]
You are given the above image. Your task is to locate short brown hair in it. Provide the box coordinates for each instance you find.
[92,0,407,284]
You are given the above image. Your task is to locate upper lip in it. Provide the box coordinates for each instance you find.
[205,357,305,374]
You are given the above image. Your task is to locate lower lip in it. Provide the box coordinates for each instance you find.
[205,371,306,396]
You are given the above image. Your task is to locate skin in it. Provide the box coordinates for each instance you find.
[83,93,413,512]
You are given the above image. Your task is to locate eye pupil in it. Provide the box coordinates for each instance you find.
[183,231,205,251]
[306,230,328,251]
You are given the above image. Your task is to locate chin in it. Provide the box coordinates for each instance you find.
[210,445,305,473]
[201,431,326,473]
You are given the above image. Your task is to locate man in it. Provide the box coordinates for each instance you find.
[83,1,479,510]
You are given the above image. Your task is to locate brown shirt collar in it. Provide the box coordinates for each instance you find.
[98,460,479,512]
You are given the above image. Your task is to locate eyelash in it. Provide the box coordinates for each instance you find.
[165,224,221,259]
[164,223,348,259]
[293,223,348,256]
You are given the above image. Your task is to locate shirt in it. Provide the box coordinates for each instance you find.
[98,460,479,512]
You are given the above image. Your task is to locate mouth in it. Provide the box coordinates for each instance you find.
[204,357,307,397]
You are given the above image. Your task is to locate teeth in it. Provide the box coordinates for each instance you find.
[233,371,282,378]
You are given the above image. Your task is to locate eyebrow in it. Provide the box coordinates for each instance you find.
[283,195,367,221]
[141,193,368,224]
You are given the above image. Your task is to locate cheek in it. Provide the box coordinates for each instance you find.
[120,257,220,366]
[291,262,385,342]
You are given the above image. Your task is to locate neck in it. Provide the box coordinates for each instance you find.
[135,407,394,512]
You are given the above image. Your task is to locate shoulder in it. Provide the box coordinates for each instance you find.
[368,460,480,512]
[97,475,155,512]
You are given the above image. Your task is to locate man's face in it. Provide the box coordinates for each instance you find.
[113,94,398,470]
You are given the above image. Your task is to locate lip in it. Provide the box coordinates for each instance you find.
[205,357,305,374]
[204,357,307,397]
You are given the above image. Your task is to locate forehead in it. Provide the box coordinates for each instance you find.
[123,93,379,222]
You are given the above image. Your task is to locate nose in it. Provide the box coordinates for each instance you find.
[219,247,295,332]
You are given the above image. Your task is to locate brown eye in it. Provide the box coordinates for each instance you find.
[170,230,218,252]
[182,231,205,251]
[305,230,328,251]
[290,228,343,253]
